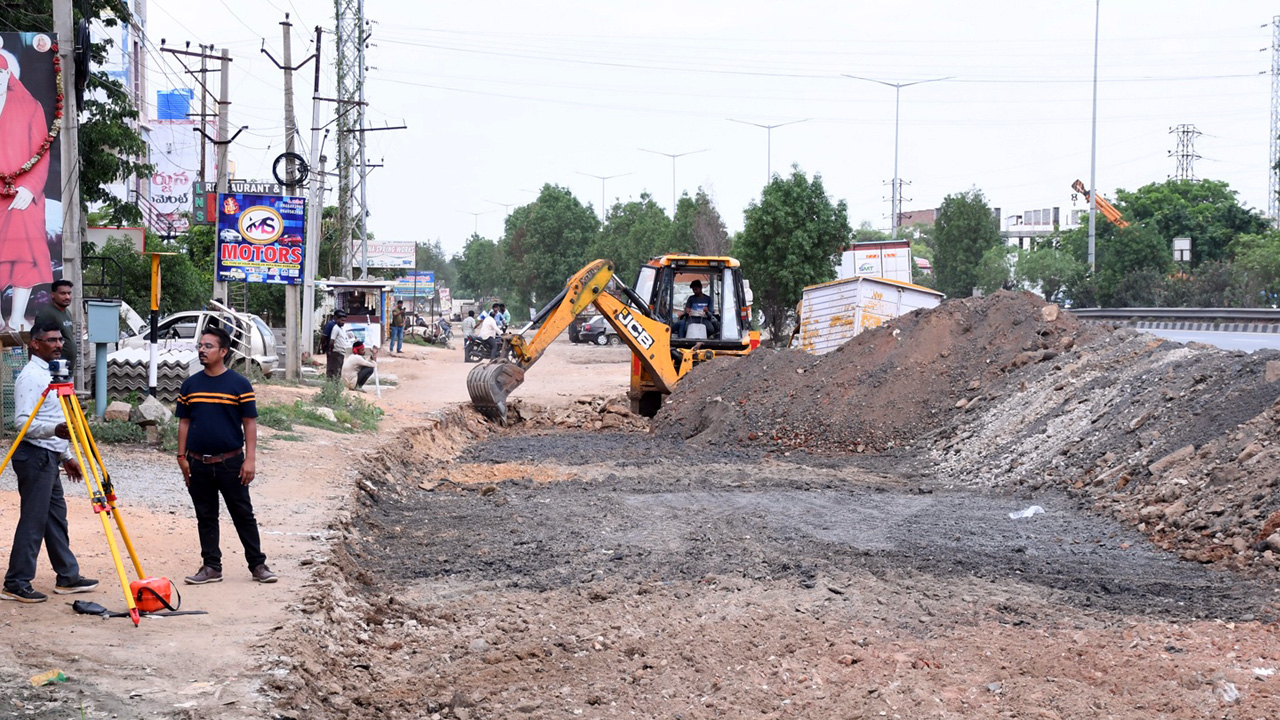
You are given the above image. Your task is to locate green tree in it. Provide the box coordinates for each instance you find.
[591,193,682,284]
[933,189,1001,298]
[976,244,1017,295]
[735,165,851,343]
[1059,222,1170,307]
[1116,179,1268,266]
[1229,231,1280,306]
[1015,239,1085,303]
[415,239,456,291]
[453,234,506,299]
[672,188,731,256]
[82,234,207,316]
[500,184,599,308]
[1,0,152,224]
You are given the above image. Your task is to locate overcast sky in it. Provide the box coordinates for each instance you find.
[145,1,1277,259]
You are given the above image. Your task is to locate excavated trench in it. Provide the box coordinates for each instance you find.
[267,416,1280,720]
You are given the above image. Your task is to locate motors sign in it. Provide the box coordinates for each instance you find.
[216,193,307,284]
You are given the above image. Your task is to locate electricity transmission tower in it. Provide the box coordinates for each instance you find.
[1168,124,1201,181]
[1271,15,1280,224]
[334,0,368,275]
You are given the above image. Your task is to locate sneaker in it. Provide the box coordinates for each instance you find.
[1,584,48,603]
[53,577,99,594]
[250,565,278,583]
[183,566,223,585]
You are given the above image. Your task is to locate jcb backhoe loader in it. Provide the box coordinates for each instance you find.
[467,254,760,423]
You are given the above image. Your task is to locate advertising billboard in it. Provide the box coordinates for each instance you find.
[215,193,307,284]
[366,241,415,269]
[148,118,199,235]
[0,31,63,330]
[394,271,435,298]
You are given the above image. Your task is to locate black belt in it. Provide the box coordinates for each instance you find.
[187,450,244,464]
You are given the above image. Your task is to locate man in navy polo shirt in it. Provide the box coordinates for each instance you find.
[175,325,276,585]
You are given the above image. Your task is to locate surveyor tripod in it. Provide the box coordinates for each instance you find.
[0,374,150,626]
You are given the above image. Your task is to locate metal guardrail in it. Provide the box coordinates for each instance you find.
[1070,307,1280,322]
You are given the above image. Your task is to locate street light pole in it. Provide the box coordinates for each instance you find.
[458,209,492,236]
[575,171,631,221]
[1088,0,1101,273]
[844,75,951,240]
[639,148,708,215]
[727,118,809,185]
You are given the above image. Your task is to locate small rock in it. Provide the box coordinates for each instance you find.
[130,395,173,426]
[1163,500,1189,521]
[1237,443,1263,463]
[1266,360,1280,384]
[314,406,339,423]
[1149,445,1195,476]
[104,401,131,422]
[1265,533,1280,554]
[1040,305,1060,322]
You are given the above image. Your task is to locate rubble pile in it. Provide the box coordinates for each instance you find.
[511,394,648,432]
[658,290,1280,569]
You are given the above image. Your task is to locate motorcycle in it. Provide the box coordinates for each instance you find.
[463,336,488,363]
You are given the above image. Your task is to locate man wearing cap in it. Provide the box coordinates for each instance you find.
[326,310,351,381]
[342,340,378,391]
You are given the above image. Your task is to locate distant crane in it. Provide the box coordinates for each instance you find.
[1072,179,1129,228]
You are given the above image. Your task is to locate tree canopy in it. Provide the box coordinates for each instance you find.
[1115,179,1268,267]
[933,189,1001,298]
[735,166,851,343]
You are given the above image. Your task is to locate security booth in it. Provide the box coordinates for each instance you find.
[316,279,397,349]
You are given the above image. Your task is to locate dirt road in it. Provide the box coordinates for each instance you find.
[4,311,1280,719]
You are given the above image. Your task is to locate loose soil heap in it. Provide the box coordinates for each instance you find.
[656,291,1280,571]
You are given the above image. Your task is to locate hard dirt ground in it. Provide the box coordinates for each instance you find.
[3,311,1280,719]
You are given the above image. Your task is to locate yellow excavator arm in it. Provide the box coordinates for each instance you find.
[1071,179,1130,228]
[467,259,697,422]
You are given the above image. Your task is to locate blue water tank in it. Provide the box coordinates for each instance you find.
[156,89,194,120]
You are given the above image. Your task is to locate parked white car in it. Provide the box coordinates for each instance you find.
[118,308,278,377]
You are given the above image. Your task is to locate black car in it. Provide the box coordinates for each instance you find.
[578,315,620,346]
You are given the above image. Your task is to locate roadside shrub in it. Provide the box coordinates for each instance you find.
[90,420,147,444]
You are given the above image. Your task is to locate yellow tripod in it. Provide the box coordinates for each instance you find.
[0,379,147,626]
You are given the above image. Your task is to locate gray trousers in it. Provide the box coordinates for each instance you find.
[4,443,80,588]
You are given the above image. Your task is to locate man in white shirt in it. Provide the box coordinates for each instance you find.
[2,320,96,603]
[461,310,477,339]
[326,310,352,381]
[342,341,378,390]
[476,309,501,359]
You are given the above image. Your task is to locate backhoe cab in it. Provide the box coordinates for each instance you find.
[466,254,758,423]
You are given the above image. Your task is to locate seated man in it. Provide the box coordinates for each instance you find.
[673,279,719,339]
[341,340,378,390]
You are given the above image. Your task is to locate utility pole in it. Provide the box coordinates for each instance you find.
[198,46,209,185]
[54,0,84,387]
[161,43,244,303]
[303,26,325,359]
[262,15,317,380]
[1270,15,1280,226]
[215,48,231,302]
[639,148,707,215]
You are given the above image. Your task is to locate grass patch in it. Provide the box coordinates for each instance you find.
[89,420,147,444]
[312,381,383,431]
[257,404,296,431]
[404,334,429,346]
[273,432,303,442]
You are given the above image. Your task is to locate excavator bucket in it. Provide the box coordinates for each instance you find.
[467,362,526,423]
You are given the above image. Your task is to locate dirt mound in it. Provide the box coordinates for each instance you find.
[657,291,1280,570]
[657,291,1099,452]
